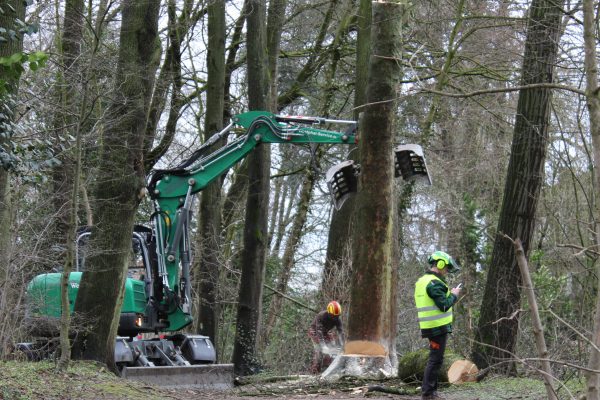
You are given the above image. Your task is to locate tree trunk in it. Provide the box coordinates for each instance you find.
[343,0,404,378]
[583,0,600,398]
[472,0,564,374]
[266,0,286,112]
[71,0,160,371]
[195,0,226,357]
[0,0,25,287]
[57,0,85,372]
[321,0,368,302]
[0,0,25,358]
[398,349,478,384]
[231,0,270,376]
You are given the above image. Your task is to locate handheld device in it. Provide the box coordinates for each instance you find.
[456,283,463,290]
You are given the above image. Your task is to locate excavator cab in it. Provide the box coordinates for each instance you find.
[326,144,431,210]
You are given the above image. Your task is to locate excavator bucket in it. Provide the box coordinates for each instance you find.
[121,364,234,389]
[326,160,360,210]
[394,144,432,186]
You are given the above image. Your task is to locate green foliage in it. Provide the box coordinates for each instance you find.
[0,51,47,95]
[264,255,283,288]
[0,92,60,175]
[531,263,569,312]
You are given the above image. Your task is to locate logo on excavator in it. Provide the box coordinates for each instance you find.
[307,131,340,140]
[70,282,79,289]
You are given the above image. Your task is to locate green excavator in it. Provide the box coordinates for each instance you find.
[20,110,430,388]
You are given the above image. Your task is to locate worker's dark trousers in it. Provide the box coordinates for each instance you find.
[422,333,448,396]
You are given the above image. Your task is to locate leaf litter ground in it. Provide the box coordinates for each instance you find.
[0,360,579,399]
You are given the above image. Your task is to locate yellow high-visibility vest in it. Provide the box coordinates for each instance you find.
[414,274,453,329]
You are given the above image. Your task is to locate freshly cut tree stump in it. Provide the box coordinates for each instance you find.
[398,349,478,384]
[344,340,387,356]
[321,341,395,380]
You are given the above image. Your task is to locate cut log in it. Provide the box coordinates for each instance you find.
[447,359,478,384]
[398,349,478,384]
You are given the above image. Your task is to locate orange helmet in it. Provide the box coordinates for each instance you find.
[327,301,341,316]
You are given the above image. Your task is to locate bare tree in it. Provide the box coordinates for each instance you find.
[0,0,26,359]
[71,0,160,371]
[321,0,369,300]
[194,0,226,355]
[472,0,565,374]
[56,0,85,372]
[582,0,600,397]
[231,0,271,376]
[345,0,405,376]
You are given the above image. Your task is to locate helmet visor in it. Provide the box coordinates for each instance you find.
[447,257,461,273]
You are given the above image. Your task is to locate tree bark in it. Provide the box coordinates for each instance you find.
[0,0,25,287]
[321,0,368,302]
[0,0,25,358]
[345,0,404,377]
[266,0,286,112]
[231,0,270,376]
[57,0,85,372]
[71,0,160,371]
[195,0,226,356]
[472,0,564,374]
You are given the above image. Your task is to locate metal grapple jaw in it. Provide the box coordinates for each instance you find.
[326,144,431,210]
[326,160,360,211]
[394,144,432,186]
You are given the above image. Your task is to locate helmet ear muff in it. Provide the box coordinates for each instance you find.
[437,259,446,270]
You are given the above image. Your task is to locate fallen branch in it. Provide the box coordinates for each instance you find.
[366,384,411,395]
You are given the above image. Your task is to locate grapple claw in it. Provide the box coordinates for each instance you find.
[394,144,432,185]
[326,160,360,210]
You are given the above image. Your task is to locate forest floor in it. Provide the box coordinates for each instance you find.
[0,360,583,400]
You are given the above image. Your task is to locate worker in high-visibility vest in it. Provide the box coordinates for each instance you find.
[414,251,462,400]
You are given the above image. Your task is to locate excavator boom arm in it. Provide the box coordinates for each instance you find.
[148,111,356,331]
